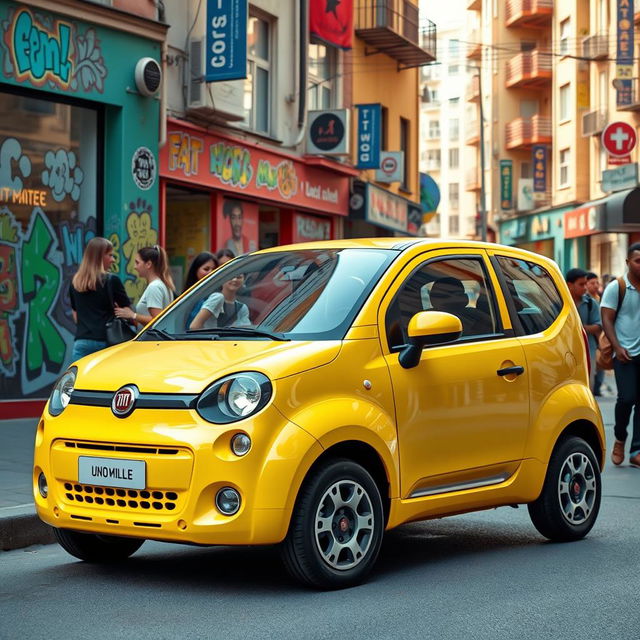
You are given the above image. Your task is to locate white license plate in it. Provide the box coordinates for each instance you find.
[78,456,146,490]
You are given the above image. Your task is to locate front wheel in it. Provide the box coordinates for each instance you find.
[280,459,384,590]
[528,436,601,542]
[54,528,144,562]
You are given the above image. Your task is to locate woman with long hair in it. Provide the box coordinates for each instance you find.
[114,244,174,327]
[215,248,235,266]
[189,273,250,330]
[69,237,130,360]
[184,251,218,292]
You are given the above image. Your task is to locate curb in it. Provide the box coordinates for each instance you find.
[0,505,55,551]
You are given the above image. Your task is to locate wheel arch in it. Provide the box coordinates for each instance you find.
[556,419,605,470]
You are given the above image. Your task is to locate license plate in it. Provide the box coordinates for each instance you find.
[78,456,146,490]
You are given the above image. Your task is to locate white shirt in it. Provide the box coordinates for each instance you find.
[199,292,250,329]
[136,278,172,317]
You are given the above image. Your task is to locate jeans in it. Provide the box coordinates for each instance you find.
[612,355,640,456]
[72,338,107,361]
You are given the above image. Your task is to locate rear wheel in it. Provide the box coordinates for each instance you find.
[280,459,384,590]
[54,528,144,562]
[528,436,601,541]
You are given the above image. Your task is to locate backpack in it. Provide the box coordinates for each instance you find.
[596,277,626,371]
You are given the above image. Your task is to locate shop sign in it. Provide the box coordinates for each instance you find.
[375,152,403,183]
[530,214,551,239]
[131,147,156,191]
[162,124,349,216]
[615,0,634,107]
[1,6,108,94]
[564,206,602,239]
[307,110,349,156]
[500,217,528,243]
[349,181,408,233]
[205,0,248,82]
[602,162,639,193]
[517,179,534,212]
[292,213,331,243]
[602,121,636,160]
[500,159,513,210]
[355,104,381,169]
[532,145,547,193]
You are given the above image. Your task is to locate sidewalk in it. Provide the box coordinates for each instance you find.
[0,396,624,551]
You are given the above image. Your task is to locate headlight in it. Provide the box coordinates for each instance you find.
[196,372,272,424]
[48,367,77,417]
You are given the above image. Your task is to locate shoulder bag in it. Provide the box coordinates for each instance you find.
[104,275,137,346]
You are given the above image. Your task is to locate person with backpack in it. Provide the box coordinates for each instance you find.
[601,242,640,467]
[566,268,601,391]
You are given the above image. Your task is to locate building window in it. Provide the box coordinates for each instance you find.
[449,118,459,141]
[559,148,570,187]
[429,119,440,139]
[521,162,532,179]
[308,42,337,110]
[449,39,460,59]
[559,84,570,121]
[427,149,441,169]
[244,13,273,134]
[560,18,570,55]
[449,214,460,234]
[448,64,459,75]
[449,148,459,169]
[449,183,459,209]
[400,117,410,191]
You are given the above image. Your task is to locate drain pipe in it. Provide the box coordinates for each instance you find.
[294,0,308,147]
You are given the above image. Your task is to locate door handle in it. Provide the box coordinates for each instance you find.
[497,365,525,377]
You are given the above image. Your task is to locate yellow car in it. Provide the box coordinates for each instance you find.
[34,239,604,589]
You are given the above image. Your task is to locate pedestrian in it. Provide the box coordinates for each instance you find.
[601,242,640,467]
[566,268,602,391]
[114,244,174,327]
[215,248,235,265]
[586,271,606,395]
[69,237,130,360]
[189,273,250,330]
[184,251,218,328]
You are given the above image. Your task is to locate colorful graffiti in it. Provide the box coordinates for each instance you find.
[255,159,298,199]
[167,132,203,177]
[210,142,253,188]
[42,148,84,202]
[1,6,107,93]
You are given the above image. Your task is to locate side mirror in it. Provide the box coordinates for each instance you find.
[398,311,463,369]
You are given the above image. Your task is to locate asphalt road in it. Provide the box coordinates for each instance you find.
[1,459,639,640]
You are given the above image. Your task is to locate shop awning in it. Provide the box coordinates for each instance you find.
[580,187,640,233]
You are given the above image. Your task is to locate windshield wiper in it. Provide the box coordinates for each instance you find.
[140,327,176,341]
[185,327,290,341]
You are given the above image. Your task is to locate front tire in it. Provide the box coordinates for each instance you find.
[54,528,144,562]
[528,436,601,541]
[280,459,384,590]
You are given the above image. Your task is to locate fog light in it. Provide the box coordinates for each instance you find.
[216,487,240,515]
[230,433,251,456]
[38,472,48,498]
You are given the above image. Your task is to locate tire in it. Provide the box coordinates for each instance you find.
[528,436,601,542]
[280,459,384,590]
[54,528,144,562]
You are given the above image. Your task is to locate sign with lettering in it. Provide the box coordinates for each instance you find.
[292,213,332,243]
[532,145,547,193]
[205,0,248,82]
[616,0,634,107]
[564,206,602,239]
[349,181,412,233]
[500,159,513,210]
[356,104,381,169]
[602,162,639,192]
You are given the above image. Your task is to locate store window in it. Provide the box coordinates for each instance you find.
[309,43,337,110]
[244,13,273,134]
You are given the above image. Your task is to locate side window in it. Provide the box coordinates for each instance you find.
[386,258,499,350]
[495,256,563,335]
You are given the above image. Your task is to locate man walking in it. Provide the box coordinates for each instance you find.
[601,243,640,467]
[566,268,602,391]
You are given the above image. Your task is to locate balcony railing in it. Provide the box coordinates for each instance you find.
[582,109,608,137]
[505,115,552,150]
[506,0,553,29]
[616,79,640,112]
[466,30,482,59]
[581,34,608,60]
[355,1,437,68]
[466,75,480,102]
[505,50,552,88]
[465,120,480,145]
[465,168,481,191]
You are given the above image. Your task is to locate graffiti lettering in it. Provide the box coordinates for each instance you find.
[210,142,252,188]
[122,200,158,303]
[168,132,203,177]
[0,138,32,193]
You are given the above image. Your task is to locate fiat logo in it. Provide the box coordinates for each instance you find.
[111,385,139,418]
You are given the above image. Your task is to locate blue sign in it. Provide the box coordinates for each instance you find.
[532,145,547,193]
[419,172,440,212]
[616,0,634,106]
[205,0,248,82]
[356,104,381,169]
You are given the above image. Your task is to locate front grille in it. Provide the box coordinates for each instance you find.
[61,482,182,513]
[63,440,180,455]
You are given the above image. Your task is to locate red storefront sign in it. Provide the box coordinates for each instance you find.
[564,206,601,239]
[292,212,332,243]
[160,119,351,217]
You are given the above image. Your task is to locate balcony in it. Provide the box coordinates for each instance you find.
[466,75,480,102]
[616,79,640,111]
[505,115,552,150]
[467,0,481,9]
[465,120,480,145]
[465,168,481,191]
[505,50,552,89]
[582,109,607,137]
[506,0,553,29]
[466,30,482,59]
[355,1,437,68]
[581,34,608,60]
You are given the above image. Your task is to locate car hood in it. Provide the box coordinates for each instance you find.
[74,339,341,394]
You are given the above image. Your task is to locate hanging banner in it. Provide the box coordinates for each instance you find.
[532,145,547,192]
[500,159,513,210]
[356,104,381,169]
[615,0,634,107]
[205,0,248,82]
[310,0,354,50]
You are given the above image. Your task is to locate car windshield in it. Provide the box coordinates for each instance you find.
[143,248,396,341]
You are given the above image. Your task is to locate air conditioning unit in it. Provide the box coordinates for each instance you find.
[187,38,244,122]
[582,109,607,137]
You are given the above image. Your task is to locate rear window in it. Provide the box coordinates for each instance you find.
[496,256,563,335]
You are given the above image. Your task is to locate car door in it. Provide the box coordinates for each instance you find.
[381,249,530,499]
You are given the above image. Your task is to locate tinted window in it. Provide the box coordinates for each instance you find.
[496,257,562,335]
[386,258,499,349]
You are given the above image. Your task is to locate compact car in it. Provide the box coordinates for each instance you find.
[34,239,605,589]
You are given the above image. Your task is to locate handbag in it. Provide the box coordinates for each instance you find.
[596,277,625,371]
[104,274,137,346]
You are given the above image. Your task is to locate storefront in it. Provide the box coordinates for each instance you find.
[159,119,356,292]
[0,1,165,417]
